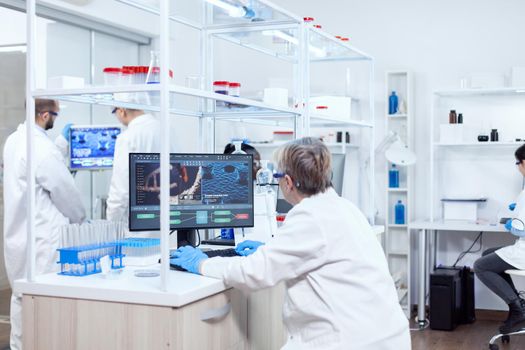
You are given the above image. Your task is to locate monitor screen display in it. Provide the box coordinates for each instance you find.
[69,125,121,170]
[129,153,254,231]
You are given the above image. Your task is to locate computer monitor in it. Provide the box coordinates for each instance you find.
[69,125,121,170]
[128,153,254,231]
[331,153,345,196]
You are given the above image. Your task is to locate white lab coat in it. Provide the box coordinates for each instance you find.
[106,114,161,222]
[497,189,525,269]
[3,123,86,350]
[202,188,410,350]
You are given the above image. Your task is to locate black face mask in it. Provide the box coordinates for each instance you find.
[44,117,55,130]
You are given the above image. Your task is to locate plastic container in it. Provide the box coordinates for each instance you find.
[214,81,229,107]
[449,110,457,124]
[303,17,315,22]
[389,164,399,188]
[273,131,294,142]
[57,242,124,276]
[394,200,405,225]
[213,81,229,95]
[120,68,133,85]
[389,91,398,115]
[103,67,121,86]
[229,82,241,97]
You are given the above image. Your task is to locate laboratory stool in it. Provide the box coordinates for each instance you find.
[488,269,525,350]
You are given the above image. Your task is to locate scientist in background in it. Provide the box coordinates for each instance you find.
[3,98,86,350]
[172,137,410,349]
[223,142,261,179]
[106,107,160,222]
[475,143,525,335]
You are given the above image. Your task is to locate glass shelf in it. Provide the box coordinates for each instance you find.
[308,28,372,62]
[309,113,373,128]
[435,87,525,97]
[117,0,300,30]
[32,84,300,119]
[434,142,525,147]
[116,0,372,62]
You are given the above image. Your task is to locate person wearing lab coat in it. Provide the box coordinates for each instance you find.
[171,137,411,349]
[3,99,86,350]
[475,144,525,334]
[106,108,160,223]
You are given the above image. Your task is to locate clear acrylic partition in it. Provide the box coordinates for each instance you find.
[117,0,299,28]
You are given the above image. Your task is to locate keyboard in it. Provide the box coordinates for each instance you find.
[169,248,240,272]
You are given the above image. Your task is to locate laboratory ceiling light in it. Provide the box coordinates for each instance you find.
[205,0,246,18]
[0,45,26,53]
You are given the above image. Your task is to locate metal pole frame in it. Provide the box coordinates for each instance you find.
[159,0,170,291]
[25,0,36,283]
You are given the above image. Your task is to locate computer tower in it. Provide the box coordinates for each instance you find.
[430,268,462,330]
[459,267,476,324]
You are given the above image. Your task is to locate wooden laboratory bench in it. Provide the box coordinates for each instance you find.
[15,267,247,350]
[14,262,287,350]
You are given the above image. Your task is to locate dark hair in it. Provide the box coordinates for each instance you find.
[516,144,525,163]
[223,142,258,156]
[35,99,58,117]
[276,137,332,196]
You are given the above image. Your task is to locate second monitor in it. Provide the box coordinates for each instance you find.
[129,153,254,231]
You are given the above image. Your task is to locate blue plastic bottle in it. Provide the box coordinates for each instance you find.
[389,91,398,115]
[389,164,399,188]
[395,200,405,225]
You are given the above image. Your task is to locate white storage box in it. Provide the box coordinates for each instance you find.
[48,76,85,89]
[309,96,352,122]
[511,67,525,87]
[442,199,486,221]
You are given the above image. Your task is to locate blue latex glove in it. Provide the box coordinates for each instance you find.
[509,203,517,211]
[170,245,208,274]
[235,240,265,256]
[61,123,72,140]
[505,219,513,231]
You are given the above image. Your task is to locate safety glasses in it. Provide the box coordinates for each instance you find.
[41,111,58,117]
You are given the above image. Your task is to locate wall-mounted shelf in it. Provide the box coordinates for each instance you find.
[435,142,525,147]
[434,87,525,97]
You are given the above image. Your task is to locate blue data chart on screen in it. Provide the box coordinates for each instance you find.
[69,126,121,170]
[129,153,254,231]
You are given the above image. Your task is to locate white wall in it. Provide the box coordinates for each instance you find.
[271,0,525,310]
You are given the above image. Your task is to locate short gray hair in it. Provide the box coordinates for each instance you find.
[275,137,332,195]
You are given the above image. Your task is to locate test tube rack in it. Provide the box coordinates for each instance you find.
[57,242,124,276]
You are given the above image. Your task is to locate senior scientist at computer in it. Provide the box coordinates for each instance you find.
[171,137,410,349]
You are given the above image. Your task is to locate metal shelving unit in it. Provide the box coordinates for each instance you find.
[25,0,375,290]
[385,71,412,317]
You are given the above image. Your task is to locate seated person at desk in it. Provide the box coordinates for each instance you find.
[171,137,410,349]
[475,144,525,334]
